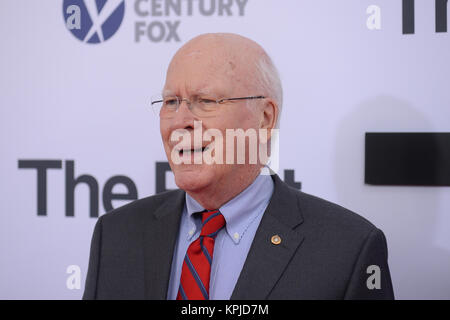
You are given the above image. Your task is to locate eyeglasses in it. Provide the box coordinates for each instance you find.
[150,94,266,119]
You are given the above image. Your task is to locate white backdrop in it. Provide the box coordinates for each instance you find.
[1,0,449,299]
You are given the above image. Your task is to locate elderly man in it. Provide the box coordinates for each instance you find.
[83,33,394,300]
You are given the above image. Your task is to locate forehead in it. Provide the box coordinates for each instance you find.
[163,47,253,96]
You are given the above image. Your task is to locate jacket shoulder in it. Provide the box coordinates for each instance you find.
[295,190,378,238]
[99,189,185,226]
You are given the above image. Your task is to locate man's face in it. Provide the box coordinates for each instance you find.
[160,44,262,195]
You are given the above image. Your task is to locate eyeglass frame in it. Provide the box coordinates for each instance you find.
[150,95,266,117]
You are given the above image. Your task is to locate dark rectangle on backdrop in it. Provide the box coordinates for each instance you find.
[365,133,450,186]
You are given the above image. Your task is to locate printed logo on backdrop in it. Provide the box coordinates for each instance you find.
[134,0,249,43]
[63,0,125,44]
[63,0,250,44]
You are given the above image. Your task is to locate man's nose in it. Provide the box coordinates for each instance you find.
[170,99,196,130]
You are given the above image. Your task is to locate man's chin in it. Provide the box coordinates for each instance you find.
[172,164,214,192]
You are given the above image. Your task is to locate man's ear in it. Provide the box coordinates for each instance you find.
[260,98,278,140]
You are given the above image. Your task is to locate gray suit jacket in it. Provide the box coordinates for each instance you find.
[83,174,394,299]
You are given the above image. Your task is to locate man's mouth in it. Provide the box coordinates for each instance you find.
[178,146,209,156]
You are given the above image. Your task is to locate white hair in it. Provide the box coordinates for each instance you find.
[254,54,283,128]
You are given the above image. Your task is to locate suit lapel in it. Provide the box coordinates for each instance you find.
[143,190,185,299]
[231,174,305,299]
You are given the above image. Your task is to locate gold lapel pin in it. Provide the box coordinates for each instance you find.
[271,234,281,245]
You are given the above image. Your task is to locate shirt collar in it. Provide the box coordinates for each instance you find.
[185,173,274,244]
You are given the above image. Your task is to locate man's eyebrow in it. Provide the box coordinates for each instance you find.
[195,89,215,96]
[162,88,224,97]
[162,89,176,97]
[196,88,230,97]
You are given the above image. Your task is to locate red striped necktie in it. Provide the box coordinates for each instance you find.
[177,209,226,300]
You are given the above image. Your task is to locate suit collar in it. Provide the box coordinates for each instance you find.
[264,173,304,228]
[231,173,305,299]
[151,189,186,220]
[143,189,185,299]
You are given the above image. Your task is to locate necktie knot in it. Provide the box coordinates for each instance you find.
[200,209,225,238]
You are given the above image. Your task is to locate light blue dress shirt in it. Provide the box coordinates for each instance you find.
[167,173,274,300]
